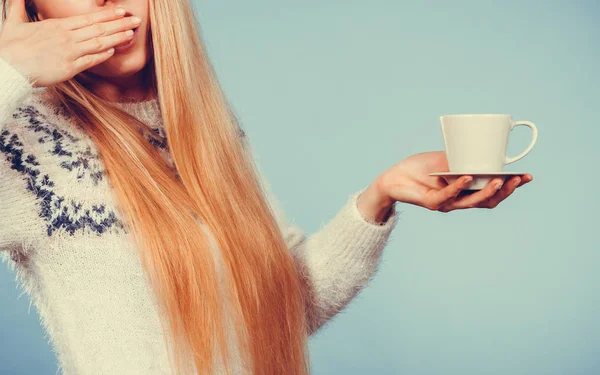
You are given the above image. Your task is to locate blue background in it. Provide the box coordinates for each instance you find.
[2,0,599,373]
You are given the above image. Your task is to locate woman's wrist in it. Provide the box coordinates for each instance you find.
[356,182,395,224]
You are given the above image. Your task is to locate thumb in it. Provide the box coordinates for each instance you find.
[5,0,28,25]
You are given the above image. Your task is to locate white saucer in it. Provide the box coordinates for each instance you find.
[429,172,527,190]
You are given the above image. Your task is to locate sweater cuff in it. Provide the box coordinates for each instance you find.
[0,56,34,124]
[354,188,397,226]
[318,189,399,264]
[347,189,398,254]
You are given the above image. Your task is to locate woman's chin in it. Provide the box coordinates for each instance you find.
[91,51,151,75]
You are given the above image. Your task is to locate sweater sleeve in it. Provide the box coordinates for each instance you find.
[0,56,35,126]
[258,172,399,335]
[0,56,36,250]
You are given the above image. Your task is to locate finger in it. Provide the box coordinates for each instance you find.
[428,175,472,209]
[73,29,135,60]
[517,173,533,187]
[440,178,504,211]
[60,7,126,31]
[72,14,140,43]
[481,176,521,209]
[5,0,28,25]
[72,46,117,74]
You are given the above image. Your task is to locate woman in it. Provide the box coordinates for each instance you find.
[0,1,532,374]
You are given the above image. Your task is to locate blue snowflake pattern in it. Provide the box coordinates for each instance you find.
[2,102,244,238]
[2,105,166,237]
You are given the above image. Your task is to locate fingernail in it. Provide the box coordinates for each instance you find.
[115,7,126,16]
[513,178,521,186]
[463,177,472,185]
[494,182,503,190]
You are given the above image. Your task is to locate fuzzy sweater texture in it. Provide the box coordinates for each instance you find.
[0,56,399,375]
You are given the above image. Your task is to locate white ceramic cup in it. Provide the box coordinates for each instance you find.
[440,114,538,173]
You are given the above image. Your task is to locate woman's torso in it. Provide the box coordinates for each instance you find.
[0,90,243,374]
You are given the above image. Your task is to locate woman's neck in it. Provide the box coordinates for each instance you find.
[85,64,156,104]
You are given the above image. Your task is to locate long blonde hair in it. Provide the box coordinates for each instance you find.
[2,1,311,374]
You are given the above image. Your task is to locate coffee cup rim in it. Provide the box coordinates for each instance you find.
[440,114,512,119]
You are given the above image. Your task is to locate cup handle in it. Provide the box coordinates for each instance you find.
[505,120,538,165]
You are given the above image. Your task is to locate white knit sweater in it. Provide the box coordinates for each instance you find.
[0,56,398,375]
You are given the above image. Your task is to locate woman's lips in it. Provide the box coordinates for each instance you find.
[114,27,139,51]
[114,10,139,50]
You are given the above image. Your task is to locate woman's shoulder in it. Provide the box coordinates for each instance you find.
[1,88,106,188]
[0,89,76,251]
[0,89,126,245]
[6,88,88,137]
[2,88,97,166]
